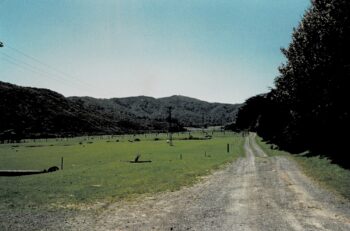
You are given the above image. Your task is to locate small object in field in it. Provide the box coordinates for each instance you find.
[134,154,140,162]
[128,140,133,143]
[166,139,170,143]
[134,138,140,142]
[129,154,152,163]
[47,166,59,172]
[0,170,45,176]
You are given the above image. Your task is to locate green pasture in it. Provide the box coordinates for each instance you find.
[0,132,244,210]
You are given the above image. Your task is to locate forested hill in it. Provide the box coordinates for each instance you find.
[68,95,240,128]
[0,81,240,140]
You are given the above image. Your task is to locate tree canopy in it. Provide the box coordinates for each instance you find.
[233,0,350,167]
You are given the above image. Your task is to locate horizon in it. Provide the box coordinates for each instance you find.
[0,0,310,104]
[1,80,240,104]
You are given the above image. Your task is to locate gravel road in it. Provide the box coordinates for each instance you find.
[70,133,350,230]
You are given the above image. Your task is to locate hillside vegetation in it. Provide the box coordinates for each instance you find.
[0,81,240,140]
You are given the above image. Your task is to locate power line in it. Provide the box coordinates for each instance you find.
[0,52,85,88]
[5,45,97,91]
[2,52,61,77]
[1,43,117,96]
[0,55,78,86]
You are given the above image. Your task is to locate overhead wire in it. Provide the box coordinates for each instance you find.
[1,43,117,96]
[0,51,86,88]
[6,45,97,90]
[0,53,80,87]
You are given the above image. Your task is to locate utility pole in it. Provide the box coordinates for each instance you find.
[167,106,173,146]
[202,112,205,132]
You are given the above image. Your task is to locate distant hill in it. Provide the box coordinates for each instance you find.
[69,95,240,127]
[0,81,241,140]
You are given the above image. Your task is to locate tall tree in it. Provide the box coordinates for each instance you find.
[276,0,350,153]
[234,0,350,165]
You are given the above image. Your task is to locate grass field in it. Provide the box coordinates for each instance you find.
[255,136,350,200]
[0,131,244,211]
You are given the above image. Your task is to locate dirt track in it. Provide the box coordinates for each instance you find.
[70,133,350,230]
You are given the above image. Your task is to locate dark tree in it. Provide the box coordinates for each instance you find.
[233,0,350,166]
[276,0,350,156]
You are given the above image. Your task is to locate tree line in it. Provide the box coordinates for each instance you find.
[231,0,350,167]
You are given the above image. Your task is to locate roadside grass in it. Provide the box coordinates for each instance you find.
[0,132,244,211]
[255,136,350,200]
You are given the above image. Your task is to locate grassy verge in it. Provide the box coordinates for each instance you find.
[255,136,350,200]
[0,132,244,210]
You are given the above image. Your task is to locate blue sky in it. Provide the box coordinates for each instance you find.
[0,0,310,103]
